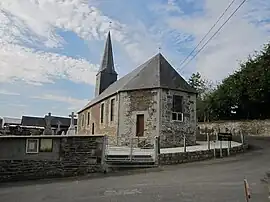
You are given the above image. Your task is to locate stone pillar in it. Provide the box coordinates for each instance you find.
[101,135,109,173]
[154,136,160,165]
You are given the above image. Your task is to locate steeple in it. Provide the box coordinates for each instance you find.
[99,31,116,73]
[95,31,118,97]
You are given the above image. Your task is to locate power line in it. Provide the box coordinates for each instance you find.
[179,0,247,73]
[178,0,237,69]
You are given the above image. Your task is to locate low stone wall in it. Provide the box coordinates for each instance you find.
[196,132,247,146]
[159,144,248,165]
[0,135,105,183]
[198,119,270,137]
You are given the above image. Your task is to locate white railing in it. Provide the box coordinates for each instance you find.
[104,136,159,164]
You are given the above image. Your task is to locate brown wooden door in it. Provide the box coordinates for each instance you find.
[136,114,144,137]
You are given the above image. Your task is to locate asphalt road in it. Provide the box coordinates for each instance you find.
[1,137,270,202]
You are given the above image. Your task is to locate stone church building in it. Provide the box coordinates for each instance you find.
[78,32,197,148]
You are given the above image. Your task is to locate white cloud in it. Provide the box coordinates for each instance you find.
[31,94,88,111]
[164,0,270,81]
[0,89,20,96]
[0,0,163,85]
[0,42,98,85]
[150,0,182,14]
[0,0,103,85]
[0,0,154,61]
[0,1,64,48]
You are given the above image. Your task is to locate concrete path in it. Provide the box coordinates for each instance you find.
[0,137,269,202]
[162,140,241,154]
[108,141,242,155]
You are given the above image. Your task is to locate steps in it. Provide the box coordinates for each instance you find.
[105,142,158,168]
[105,154,156,168]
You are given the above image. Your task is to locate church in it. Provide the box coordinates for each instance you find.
[78,31,197,148]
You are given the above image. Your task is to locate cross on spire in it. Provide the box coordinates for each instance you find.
[109,21,112,30]
[157,41,162,53]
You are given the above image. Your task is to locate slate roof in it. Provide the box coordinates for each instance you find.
[21,116,44,127]
[79,53,197,113]
[98,31,117,74]
[21,116,77,127]
[2,117,21,125]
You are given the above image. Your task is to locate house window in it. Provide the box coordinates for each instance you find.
[172,95,184,122]
[110,98,115,122]
[87,112,90,125]
[100,103,104,124]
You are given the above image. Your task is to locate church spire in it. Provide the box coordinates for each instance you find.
[98,31,116,74]
[95,31,118,97]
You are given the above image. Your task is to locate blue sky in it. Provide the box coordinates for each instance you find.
[0,0,270,118]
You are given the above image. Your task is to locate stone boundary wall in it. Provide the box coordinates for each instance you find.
[196,132,247,146]
[159,144,248,165]
[198,119,270,137]
[0,135,105,183]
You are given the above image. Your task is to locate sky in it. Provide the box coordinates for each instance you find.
[0,0,269,118]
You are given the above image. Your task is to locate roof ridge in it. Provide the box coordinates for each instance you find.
[3,116,21,119]
[157,53,161,87]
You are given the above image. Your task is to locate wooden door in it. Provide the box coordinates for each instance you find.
[136,114,144,137]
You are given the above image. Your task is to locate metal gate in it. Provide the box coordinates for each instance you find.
[103,136,159,167]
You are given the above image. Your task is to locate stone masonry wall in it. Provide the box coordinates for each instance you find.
[78,95,118,145]
[0,135,105,183]
[160,89,196,148]
[159,144,248,165]
[198,119,270,137]
[118,89,159,147]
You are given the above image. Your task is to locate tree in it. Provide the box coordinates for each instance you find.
[201,42,270,121]
[188,72,205,95]
[188,72,215,122]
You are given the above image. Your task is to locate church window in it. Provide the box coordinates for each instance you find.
[81,114,85,126]
[172,95,183,122]
[100,103,104,124]
[92,123,95,134]
[110,98,115,122]
[87,112,90,125]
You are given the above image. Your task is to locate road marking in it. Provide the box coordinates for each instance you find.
[104,188,142,196]
[134,183,153,187]
[192,181,243,186]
